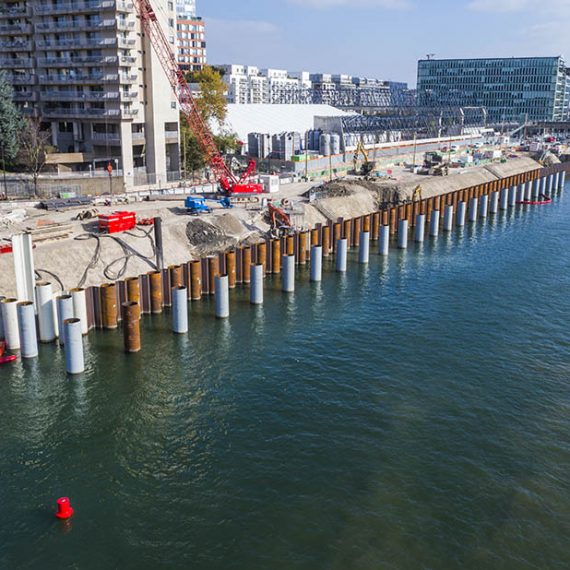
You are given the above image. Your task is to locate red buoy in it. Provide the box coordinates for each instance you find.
[55,497,74,519]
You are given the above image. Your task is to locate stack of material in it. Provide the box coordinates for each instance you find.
[40,197,93,211]
[26,221,73,243]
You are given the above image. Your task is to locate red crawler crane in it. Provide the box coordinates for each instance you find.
[134,0,262,195]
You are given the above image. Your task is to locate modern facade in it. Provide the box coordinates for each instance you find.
[218,64,411,108]
[417,56,570,124]
[0,0,181,187]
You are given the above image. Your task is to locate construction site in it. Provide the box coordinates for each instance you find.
[0,144,555,297]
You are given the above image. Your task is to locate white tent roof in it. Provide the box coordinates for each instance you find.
[214,104,355,141]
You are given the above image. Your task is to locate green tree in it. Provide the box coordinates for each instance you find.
[214,133,240,155]
[0,70,23,169]
[180,119,205,178]
[187,65,228,126]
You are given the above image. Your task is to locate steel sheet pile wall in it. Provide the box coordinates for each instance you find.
[0,164,567,369]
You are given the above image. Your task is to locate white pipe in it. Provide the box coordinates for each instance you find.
[443,205,454,231]
[429,209,439,237]
[214,275,229,318]
[379,225,390,255]
[479,194,489,218]
[456,201,466,227]
[310,246,322,282]
[359,231,370,263]
[415,214,425,242]
[56,294,74,345]
[282,255,295,292]
[36,281,57,343]
[397,219,408,248]
[17,301,38,359]
[64,318,85,374]
[336,238,348,270]
[172,286,188,334]
[71,288,89,335]
[1,298,20,350]
[468,198,478,222]
[250,264,264,304]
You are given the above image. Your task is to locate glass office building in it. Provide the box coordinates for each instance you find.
[417,57,570,124]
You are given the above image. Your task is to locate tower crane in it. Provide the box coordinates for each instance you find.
[134,0,262,195]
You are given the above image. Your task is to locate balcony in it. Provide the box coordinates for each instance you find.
[35,19,116,32]
[41,90,120,102]
[37,55,119,67]
[0,39,31,51]
[116,20,135,31]
[132,132,145,143]
[165,131,179,142]
[0,57,33,67]
[92,131,121,143]
[38,72,120,84]
[0,23,32,35]
[0,5,28,17]
[117,38,136,48]
[6,73,35,85]
[42,107,122,119]
[35,1,118,15]
[13,91,36,101]
[119,73,138,84]
[36,38,118,49]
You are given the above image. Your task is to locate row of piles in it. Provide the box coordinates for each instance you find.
[0,168,566,373]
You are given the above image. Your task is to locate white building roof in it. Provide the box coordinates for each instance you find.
[214,104,355,141]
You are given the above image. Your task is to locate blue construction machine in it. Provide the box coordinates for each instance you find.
[184,196,232,214]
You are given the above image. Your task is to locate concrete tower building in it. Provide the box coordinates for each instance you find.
[0,0,181,188]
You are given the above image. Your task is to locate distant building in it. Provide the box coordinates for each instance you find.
[218,64,411,107]
[417,56,570,124]
[176,0,206,72]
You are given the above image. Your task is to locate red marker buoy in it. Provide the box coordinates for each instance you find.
[55,497,74,520]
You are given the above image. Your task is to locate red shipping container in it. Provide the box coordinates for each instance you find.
[98,211,137,234]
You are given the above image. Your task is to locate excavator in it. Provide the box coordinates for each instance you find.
[267,202,292,238]
[352,141,376,176]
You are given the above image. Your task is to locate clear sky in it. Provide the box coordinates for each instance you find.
[200,0,569,86]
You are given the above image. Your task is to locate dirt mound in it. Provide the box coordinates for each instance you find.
[186,218,236,255]
[214,213,245,236]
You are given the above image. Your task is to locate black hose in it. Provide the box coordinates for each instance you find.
[34,269,65,292]
[74,226,157,288]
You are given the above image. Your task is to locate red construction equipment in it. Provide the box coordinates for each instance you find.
[98,211,137,234]
[134,1,262,196]
[268,202,291,229]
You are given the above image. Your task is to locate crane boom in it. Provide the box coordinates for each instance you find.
[134,0,262,195]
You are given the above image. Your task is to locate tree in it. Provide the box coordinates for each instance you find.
[181,125,206,179]
[188,65,228,126]
[0,70,23,169]
[17,118,53,197]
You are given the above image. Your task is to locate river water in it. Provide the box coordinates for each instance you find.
[1,192,570,569]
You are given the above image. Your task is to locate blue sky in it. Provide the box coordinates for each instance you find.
[201,0,569,86]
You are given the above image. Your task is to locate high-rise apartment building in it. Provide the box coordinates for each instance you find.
[417,56,570,124]
[0,0,181,187]
[176,0,206,72]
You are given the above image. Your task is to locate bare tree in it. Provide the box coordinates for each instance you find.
[17,118,53,197]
